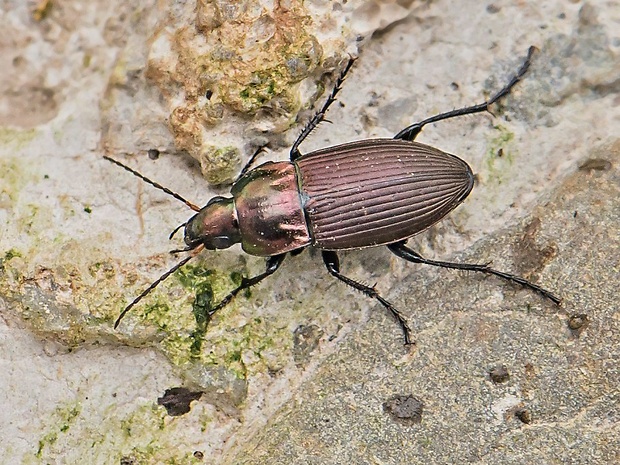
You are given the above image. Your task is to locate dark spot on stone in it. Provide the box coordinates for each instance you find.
[486,4,500,14]
[489,364,510,384]
[293,324,324,367]
[515,408,532,424]
[524,363,536,379]
[157,387,203,416]
[512,217,558,276]
[568,313,589,337]
[383,394,423,425]
[578,158,612,171]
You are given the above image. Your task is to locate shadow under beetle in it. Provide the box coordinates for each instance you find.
[105,46,560,344]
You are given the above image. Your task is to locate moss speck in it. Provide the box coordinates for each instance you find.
[4,249,21,261]
[0,127,38,150]
[35,402,81,458]
[484,125,516,183]
[142,301,173,329]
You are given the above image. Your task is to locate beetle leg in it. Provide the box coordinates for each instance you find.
[394,46,536,142]
[387,241,561,304]
[236,145,268,182]
[169,222,187,240]
[208,254,287,316]
[322,250,413,345]
[290,56,357,161]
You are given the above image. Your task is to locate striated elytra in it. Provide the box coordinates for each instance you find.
[106,46,560,345]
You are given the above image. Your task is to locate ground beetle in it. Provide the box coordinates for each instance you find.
[105,46,560,344]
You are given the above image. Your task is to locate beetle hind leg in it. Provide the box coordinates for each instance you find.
[208,254,287,316]
[394,46,536,142]
[387,241,560,304]
[322,251,413,345]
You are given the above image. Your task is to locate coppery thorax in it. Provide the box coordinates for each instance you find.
[232,161,311,256]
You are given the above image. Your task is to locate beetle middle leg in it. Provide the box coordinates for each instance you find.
[290,56,357,161]
[387,241,561,304]
[394,46,536,142]
[322,250,413,345]
[236,145,268,182]
[208,253,287,316]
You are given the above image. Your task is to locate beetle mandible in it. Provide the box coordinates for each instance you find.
[105,46,560,344]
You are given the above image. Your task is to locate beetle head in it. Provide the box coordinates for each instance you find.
[184,196,241,250]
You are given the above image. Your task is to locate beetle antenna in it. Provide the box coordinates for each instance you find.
[114,253,196,328]
[104,156,201,212]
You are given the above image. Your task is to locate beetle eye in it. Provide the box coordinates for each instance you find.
[206,196,227,207]
[210,235,234,249]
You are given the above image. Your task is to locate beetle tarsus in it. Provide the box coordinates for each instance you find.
[322,251,413,345]
[208,254,287,316]
[394,46,536,142]
[290,56,357,161]
[387,242,561,305]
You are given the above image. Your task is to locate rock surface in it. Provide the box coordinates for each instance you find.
[0,1,618,463]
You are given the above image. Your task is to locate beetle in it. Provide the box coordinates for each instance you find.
[105,46,560,344]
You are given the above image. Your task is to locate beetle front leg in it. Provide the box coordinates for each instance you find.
[322,250,413,345]
[290,57,357,161]
[394,46,536,142]
[208,254,287,316]
[387,241,560,304]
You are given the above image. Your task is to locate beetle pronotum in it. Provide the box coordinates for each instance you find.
[106,46,560,344]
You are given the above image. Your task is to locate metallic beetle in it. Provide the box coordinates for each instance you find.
[189,139,473,255]
[106,47,559,344]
